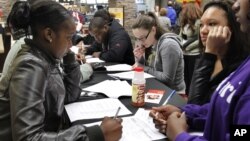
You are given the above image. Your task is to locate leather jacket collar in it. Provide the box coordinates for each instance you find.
[24,38,60,65]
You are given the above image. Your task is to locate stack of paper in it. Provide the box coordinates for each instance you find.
[85,108,167,141]
[65,98,132,122]
[82,80,132,98]
[105,64,132,71]
[108,71,155,80]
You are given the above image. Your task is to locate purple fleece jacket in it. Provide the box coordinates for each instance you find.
[176,56,250,141]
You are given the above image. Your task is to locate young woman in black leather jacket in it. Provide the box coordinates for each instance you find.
[0,1,122,141]
[188,0,248,105]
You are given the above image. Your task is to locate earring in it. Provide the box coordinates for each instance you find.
[49,39,52,43]
[247,12,250,20]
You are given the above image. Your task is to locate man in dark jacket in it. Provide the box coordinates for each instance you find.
[87,10,135,65]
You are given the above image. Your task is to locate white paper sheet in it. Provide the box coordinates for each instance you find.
[82,80,132,98]
[108,71,155,80]
[70,46,79,54]
[65,98,132,122]
[85,108,166,141]
[105,64,132,71]
[86,57,105,63]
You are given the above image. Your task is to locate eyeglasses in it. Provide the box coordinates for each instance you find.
[134,29,151,42]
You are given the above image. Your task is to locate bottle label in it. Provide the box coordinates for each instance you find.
[132,83,145,106]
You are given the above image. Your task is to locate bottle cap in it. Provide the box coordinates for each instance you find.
[133,67,144,72]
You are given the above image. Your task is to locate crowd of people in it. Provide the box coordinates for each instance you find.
[1,0,250,141]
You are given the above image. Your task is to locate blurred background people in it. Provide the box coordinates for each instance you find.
[158,8,171,31]
[179,2,202,94]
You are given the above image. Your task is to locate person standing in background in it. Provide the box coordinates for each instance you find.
[179,2,202,94]
[166,0,177,28]
[158,8,171,31]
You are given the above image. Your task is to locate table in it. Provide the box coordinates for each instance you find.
[73,68,187,141]
[75,68,186,119]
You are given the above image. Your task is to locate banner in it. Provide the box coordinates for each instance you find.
[108,7,124,26]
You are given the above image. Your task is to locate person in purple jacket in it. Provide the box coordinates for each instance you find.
[149,0,250,140]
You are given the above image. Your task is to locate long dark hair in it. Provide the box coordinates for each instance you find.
[199,0,248,64]
[132,12,167,40]
[7,0,72,37]
[7,1,30,39]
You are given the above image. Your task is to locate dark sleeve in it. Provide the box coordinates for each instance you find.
[181,103,210,131]
[99,32,132,63]
[9,58,105,141]
[85,42,102,55]
[188,53,217,105]
[63,51,82,104]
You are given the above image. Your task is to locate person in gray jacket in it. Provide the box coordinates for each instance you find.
[0,1,122,141]
[132,12,185,94]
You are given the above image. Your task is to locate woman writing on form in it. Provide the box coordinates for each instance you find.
[0,1,122,141]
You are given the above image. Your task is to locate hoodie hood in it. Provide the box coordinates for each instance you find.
[157,32,182,48]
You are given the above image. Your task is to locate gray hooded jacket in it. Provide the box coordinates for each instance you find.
[144,33,186,93]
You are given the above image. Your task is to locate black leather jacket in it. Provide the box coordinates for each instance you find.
[0,39,104,141]
[188,53,245,105]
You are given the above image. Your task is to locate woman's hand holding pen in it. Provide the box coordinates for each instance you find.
[75,53,86,64]
[166,112,188,141]
[149,105,181,134]
[100,116,123,141]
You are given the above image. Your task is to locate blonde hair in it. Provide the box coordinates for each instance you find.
[159,8,168,16]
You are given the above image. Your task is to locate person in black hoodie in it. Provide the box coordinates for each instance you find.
[87,10,135,65]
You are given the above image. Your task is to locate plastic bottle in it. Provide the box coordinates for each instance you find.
[131,67,146,107]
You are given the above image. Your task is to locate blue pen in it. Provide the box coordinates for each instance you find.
[162,90,176,105]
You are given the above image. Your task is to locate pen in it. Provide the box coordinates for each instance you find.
[113,107,121,119]
[162,90,176,105]
[109,75,119,80]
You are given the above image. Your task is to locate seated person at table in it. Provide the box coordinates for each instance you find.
[72,24,95,47]
[1,1,30,79]
[150,1,250,141]
[188,0,248,105]
[0,1,122,140]
[132,11,185,94]
[87,10,135,65]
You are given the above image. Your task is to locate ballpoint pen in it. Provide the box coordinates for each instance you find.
[162,90,176,105]
[113,107,121,119]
